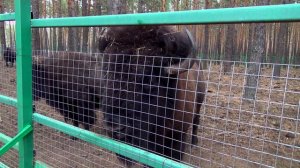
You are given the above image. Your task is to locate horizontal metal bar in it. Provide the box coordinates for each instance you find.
[34,160,51,168]
[0,95,17,107]
[0,13,15,22]
[0,125,33,156]
[0,133,19,150]
[31,4,300,27]
[0,132,50,168]
[33,113,192,168]
[0,162,9,168]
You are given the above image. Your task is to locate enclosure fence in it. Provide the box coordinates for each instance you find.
[0,1,300,168]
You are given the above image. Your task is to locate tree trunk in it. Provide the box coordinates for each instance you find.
[9,23,13,47]
[42,0,49,53]
[244,0,269,99]
[161,0,166,11]
[223,0,236,73]
[32,0,40,50]
[0,0,6,49]
[67,0,76,51]
[203,0,210,69]
[273,0,291,77]
[174,0,179,11]
[52,0,57,51]
[57,0,64,51]
[216,28,222,58]
[107,0,127,14]
[224,24,235,73]
[92,0,102,53]
[184,0,190,9]
[192,0,199,43]
[82,0,89,52]
[138,0,146,13]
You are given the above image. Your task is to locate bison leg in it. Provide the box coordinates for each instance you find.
[69,120,79,140]
[82,109,96,131]
[83,123,91,131]
[72,120,79,127]
[191,113,200,146]
[63,117,68,123]
[116,154,151,168]
[116,154,136,167]
[170,131,187,161]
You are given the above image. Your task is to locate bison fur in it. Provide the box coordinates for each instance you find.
[33,51,101,133]
[3,47,16,67]
[99,26,205,166]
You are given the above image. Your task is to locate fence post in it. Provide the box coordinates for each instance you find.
[14,0,33,168]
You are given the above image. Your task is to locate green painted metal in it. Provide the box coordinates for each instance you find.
[0,13,15,22]
[0,133,50,168]
[0,161,50,168]
[0,133,19,150]
[0,162,10,168]
[33,113,193,168]
[0,125,32,156]
[1,2,300,168]
[0,95,17,107]
[34,161,51,168]
[14,0,34,168]
[31,4,300,27]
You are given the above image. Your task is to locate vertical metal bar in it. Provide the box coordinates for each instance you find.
[14,0,33,167]
[0,125,33,156]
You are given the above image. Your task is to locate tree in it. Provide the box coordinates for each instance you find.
[32,0,40,50]
[203,0,210,69]
[243,0,270,99]
[57,0,64,51]
[138,0,147,13]
[91,0,102,53]
[224,0,236,73]
[107,0,127,14]
[161,0,166,11]
[247,24,254,61]
[52,0,58,51]
[41,0,49,52]
[273,0,291,77]
[0,0,6,49]
[67,0,76,51]
[74,0,80,51]
[82,0,90,52]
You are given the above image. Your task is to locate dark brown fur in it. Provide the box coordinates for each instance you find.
[33,51,101,131]
[3,47,16,67]
[99,26,205,167]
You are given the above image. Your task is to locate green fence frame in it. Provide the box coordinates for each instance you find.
[0,1,300,168]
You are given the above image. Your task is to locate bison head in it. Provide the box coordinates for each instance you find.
[99,26,197,165]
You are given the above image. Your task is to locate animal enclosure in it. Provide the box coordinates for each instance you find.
[1,1,300,168]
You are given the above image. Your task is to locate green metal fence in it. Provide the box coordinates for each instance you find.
[0,1,300,167]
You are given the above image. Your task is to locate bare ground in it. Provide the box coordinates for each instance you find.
[0,59,299,168]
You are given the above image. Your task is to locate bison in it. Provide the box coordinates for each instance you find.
[3,47,16,67]
[99,26,205,166]
[32,51,101,134]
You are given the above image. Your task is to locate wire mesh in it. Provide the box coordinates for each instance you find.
[0,1,14,13]
[0,47,18,167]
[0,1,18,166]
[29,48,300,168]
[189,60,300,168]
[0,105,18,168]
[0,46,16,98]
[0,1,299,168]
[31,50,144,167]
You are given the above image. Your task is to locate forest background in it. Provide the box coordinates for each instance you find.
[0,0,299,75]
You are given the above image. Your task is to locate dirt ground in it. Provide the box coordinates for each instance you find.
[0,59,299,168]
